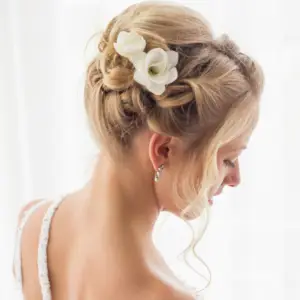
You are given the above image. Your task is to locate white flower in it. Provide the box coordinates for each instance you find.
[114,31,179,95]
[113,31,146,60]
[131,48,178,95]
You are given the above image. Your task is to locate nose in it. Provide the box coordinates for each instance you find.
[224,160,241,187]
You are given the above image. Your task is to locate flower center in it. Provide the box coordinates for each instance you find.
[148,66,160,76]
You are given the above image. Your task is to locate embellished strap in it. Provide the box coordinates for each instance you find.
[38,196,65,300]
[14,200,48,291]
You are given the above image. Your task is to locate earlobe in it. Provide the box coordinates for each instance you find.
[148,133,171,170]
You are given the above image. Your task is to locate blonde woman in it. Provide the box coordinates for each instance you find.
[13,2,264,300]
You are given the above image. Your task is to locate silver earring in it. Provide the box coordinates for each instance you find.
[154,165,164,182]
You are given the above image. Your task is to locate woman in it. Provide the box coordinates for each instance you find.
[13,2,264,299]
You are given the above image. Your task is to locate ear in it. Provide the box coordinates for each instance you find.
[149,133,171,170]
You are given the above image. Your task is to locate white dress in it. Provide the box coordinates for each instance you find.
[13,196,205,300]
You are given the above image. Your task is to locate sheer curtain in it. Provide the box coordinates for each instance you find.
[0,0,297,299]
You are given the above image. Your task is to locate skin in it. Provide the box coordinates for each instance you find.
[17,129,248,300]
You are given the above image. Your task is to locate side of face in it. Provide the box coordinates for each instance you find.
[213,140,247,197]
[148,133,249,217]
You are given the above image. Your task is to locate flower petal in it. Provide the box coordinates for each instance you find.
[148,60,166,75]
[127,31,146,52]
[134,70,149,87]
[114,31,146,58]
[130,52,147,71]
[122,42,145,55]
[116,31,129,44]
[147,82,166,95]
[145,48,168,73]
[149,71,170,84]
[166,67,178,84]
[167,50,179,68]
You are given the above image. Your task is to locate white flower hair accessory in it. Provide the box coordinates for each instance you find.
[113,31,179,95]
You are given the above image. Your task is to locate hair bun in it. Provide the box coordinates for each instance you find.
[84,2,264,157]
[102,66,134,91]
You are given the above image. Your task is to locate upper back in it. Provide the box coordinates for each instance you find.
[14,195,197,300]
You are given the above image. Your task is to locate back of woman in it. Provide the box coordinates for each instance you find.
[16,194,194,300]
[13,1,264,299]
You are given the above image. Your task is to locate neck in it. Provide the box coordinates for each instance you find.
[78,151,160,250]
[71,152,189,293]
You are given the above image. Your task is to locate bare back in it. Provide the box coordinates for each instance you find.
[14,194,196,300]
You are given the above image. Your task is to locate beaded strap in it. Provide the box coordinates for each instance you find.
[38,197,65,300]
[14,200,48,291]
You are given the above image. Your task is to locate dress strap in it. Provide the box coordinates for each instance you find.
[37,196,65,300]
[14,200,48,291]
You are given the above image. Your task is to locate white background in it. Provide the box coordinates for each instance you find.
[0,0,299,299]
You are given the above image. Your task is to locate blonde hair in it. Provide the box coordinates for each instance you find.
[84,1,264,294]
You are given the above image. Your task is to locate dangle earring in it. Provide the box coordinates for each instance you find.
[154,165,164,182]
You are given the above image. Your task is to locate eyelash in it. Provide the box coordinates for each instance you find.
[224,159,236,168]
